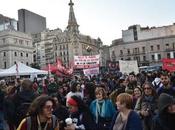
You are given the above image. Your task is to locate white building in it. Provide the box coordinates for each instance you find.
[110,24,175,66]
[0,30,33,68]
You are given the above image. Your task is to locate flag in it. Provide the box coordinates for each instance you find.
[162,58,175,72]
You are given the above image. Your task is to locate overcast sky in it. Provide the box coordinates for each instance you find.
[1,0,175,45]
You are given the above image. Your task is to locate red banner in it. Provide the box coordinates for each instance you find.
[162,58,175,72]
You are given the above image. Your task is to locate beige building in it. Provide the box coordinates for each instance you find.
[0,30,33,69]
[35,0,102,68]
[110,24,175,66]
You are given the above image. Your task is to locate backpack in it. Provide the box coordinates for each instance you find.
[26,115,57,130]
[16,102,31,125]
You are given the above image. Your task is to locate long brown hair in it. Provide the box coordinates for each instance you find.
[27,95,56,116]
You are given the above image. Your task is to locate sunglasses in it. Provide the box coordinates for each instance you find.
[43,105,53,111]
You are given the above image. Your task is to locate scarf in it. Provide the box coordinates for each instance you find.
[95,99,106,123]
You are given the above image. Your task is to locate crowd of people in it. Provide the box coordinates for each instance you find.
[0,70,175,130]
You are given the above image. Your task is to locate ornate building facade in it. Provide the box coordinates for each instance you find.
[110,24,175,66]
[0,30,33,69]
[35,0,102,68]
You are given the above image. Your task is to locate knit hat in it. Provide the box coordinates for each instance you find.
[158,93,174,113]
[67,97,78,106]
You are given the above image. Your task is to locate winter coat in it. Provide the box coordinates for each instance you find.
[90,99,116,130]
[110,110,143,130]
[151,93,175,130]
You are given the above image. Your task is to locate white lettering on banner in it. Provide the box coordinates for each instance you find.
[74,55,100,69]
[119,60,139,74]
[83,67,99,76]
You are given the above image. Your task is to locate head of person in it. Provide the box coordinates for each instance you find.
[95,87,107,101]
[67,95,85,113]
[160,72,170,88]
[28,95,56,120]
[116,93,133,112]
[70,82,78,93]
[142,82,156,97]
[129,72,136,82]
[21,79,33,91]
[158,93,175,114]
[133,86,142,98]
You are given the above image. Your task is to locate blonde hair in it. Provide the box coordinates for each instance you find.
[117,93,133,109]
[95,87,107,99]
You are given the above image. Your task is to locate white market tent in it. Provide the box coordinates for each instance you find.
[0,62,48,77]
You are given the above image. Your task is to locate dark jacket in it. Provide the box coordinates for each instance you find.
[69,110,95,130]
[151,93,175,130]
[110,111,143,130]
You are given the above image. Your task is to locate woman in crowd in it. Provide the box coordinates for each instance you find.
[90,87,116,130]
[17,95,59,130]
[66,82,83,106]
[151,93,175,130]
[64,95,94,130]
[51,93,69,130]
[133,86,143,109]
[110,93,143,130]
[135,82,157,130]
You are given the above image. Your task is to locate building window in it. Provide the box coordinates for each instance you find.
[127,49,130,54]
[60,45,62,50]
[26,53,28,57]
[14,52,17,56]
[26,41,29,45]
[19,40,23,44]
[167,53,170,58]
[173,43,175,49]
[120,50,123,55]
[157,45,160,50]
[63,52,65,55]
[4,62,6,69]
[21,53,23,57]
[166,43,169,49]
[26,62,29,65]
[143,56,146,61]
[158,54,161,60]
[151,55,155,61]
[60,52,62,56]
[151,46,154,51]
[3,52,6,56]
[142,47,145,52]
[2,38,6,43]
[121,58,124,60]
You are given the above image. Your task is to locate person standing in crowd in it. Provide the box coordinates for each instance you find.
[66,82,83,106]
[110,93,143,130]
[151,93,175,130]
[157,72,175,96]
[133,86,143,109]
[51,94,69,130]
[65,95,95,130]
[17,95,59,130]
[135,82,157,130]
[126,72,137,94]
[90,87,116,130]
[47,78,58,95]
[13,79,38,126]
